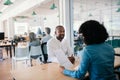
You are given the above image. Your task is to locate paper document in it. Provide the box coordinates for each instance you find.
[55,49,73,69]
[74,65,79,70]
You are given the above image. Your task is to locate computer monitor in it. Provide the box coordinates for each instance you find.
[0,32,4,40]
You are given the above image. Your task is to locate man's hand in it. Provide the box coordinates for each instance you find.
[68,54,75,64]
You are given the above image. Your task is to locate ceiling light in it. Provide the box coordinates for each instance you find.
[32,11,37,15]
[88,13,92,17]
[50,3,57,10]
[44,17,47,20]
[116,8,120,12]
[4,0,13,5]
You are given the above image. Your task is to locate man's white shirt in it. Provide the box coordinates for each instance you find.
[47,37,73,63]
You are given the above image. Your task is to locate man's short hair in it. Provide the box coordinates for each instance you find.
[45,27,51,34]
[55,25,64,31]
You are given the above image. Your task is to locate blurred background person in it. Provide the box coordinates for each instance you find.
[41,27,52,63]
[29,32,42,65]
[41,27,52,43]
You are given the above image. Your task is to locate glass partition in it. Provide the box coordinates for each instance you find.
[73,0,120,52]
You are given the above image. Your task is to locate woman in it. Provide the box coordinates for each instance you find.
[29,32,40,47]
[29,32,42,64]
[60,20,116,80]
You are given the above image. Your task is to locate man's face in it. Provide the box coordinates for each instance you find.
[55,27,65,41]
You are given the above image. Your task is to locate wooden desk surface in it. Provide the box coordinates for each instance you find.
[11,49,120,80]
[0,43,11,46]
[114,48,120,68]
[114,56,120,68]
[11,63,78,80]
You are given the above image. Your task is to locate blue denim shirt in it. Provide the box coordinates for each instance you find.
[63,43,116,80]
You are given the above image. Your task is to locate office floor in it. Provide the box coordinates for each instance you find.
[0,48,39,80]
[0,49,13,80]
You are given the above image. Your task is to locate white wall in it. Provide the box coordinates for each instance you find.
[43,13,59,36]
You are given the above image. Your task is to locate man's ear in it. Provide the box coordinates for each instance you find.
[55,31,56,35]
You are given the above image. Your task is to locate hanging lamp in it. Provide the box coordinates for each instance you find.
[116,8,120,12]
[50,3,57,10]
[88,13,92,17]
[4,0,13,5]
[44,17,47,20]
[32,11,37,15]
[50,0,57,10]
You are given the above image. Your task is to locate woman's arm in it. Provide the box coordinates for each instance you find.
[62,48,90,79]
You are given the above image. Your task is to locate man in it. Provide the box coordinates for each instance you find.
[41,27,52,43]
[47,25,74,63]
[41,27,52,63]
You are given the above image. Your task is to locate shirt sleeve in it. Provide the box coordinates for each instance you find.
[41,37,45,43]
[63,48,90,79]
[66,40,74,56]
[47,40,58,62]
[67,45,73,56]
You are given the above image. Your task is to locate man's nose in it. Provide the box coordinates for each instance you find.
[61,32,64,34]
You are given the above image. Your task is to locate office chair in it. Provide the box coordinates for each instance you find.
[12,47,30,69]
[29,45,43,65]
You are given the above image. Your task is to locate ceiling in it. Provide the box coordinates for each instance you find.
[0,0,120,22]
[0,0,59,20]
[19,0,59,16]
[0,0,25,13]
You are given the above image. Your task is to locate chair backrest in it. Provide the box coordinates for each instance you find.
[29,45,42,56]
[15,47,29,58]
[41,42,47,54]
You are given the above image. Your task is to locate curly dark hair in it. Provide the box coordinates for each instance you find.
[78,20,109,45]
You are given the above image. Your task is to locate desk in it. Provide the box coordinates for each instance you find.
[0,41,16,58]
[11,63,78,80]
[114,56,120,68]
[114,48,120,68]
[11,56,119,80]
[0,43,13,58]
